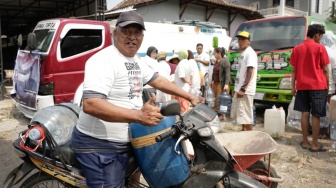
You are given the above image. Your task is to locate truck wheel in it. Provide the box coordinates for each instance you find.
[19,172,72,188]
[247,160,278,188]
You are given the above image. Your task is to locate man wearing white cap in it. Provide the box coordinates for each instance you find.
[231,31,257,131]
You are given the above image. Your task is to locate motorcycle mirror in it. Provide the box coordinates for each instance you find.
[27,33,37,51]
[160,100,181,116]
[17,34,22,48]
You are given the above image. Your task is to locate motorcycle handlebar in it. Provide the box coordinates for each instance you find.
[155,127,177,142]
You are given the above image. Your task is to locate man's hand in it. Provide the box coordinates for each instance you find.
[190,95,204,106]
[137,94,164,126]
[291,88,296,96]
[237,90,245,98]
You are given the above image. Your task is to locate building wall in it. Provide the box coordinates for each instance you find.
[237,0,333,19]
[136,0,248,37]
[310,0,332,19]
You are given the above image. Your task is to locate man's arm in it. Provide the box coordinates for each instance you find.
[322,65,329,90]
[237,66,255,98]
[83,95,163,126]
[291,66,296,96]
[195,58,209,66]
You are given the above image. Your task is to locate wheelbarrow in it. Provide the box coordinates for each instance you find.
[215,131,284,188]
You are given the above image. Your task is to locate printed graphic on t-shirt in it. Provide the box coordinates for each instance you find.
[235,56,243,88]
[124,62,143,100]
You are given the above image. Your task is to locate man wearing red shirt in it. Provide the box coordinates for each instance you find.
[290,24,329,152]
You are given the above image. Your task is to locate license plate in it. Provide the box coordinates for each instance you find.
[254,92,264,100]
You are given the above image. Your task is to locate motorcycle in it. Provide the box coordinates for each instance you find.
[4,100,270,188]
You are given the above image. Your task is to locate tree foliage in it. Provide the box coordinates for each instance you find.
[328,1,336,23]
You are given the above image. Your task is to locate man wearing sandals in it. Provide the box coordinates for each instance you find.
[290,24,329,152]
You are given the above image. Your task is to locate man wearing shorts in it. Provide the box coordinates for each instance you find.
[232,31,257,131]
[290,24,329,152]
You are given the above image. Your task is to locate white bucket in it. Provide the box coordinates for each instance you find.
[264,105,285,137]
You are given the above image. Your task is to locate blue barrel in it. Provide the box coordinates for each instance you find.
[217,91,232,116]
[130,116,189,188]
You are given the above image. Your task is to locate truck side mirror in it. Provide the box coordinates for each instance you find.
[17,34,22,48]
[27,33,37,51]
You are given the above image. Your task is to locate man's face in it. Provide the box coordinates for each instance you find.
[237,37,250,50]
[113,24,144,57]
[196,45,203,55]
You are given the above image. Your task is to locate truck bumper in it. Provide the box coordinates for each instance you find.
[16,95,54,118]
[254,88,292,104]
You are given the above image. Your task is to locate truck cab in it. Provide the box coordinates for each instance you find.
[13,19,112,118]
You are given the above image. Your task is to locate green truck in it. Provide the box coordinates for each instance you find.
[228,16,336,104]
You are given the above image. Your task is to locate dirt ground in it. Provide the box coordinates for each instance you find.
[0,99,336,188]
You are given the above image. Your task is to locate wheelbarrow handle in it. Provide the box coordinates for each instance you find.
[242,170,285,183]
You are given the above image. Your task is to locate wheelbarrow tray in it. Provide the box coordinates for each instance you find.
[214,131,277,170]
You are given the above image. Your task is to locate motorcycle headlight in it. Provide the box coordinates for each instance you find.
[279,77,291,89]
[206,115,221,134]
[197,115,221,137]
[197,127,214,137]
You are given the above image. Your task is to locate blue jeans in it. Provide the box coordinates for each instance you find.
[75,151,129,188]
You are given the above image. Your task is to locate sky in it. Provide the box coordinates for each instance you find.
[106,0,124,11]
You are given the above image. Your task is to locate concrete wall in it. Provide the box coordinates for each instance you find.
[136,0,248,36]
[237,0,333,19]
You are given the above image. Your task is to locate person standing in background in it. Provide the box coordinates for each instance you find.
[142,46,159,94]
[143,46,158,69]
[187,50,201,93]
[194,43,210,75]
[291,24,329,152]
[320,31,336,100]
[175,50,193,113]
[231,31,257,131]
[194,43,210,96]
[167,54,179,76]
[211,47,230,120]
[156,52,171,102]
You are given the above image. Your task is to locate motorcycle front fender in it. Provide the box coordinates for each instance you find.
[3,162,35,188]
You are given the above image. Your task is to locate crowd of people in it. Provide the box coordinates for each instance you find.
[70,9,336,187]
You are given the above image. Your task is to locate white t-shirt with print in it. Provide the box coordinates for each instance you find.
[77,45,155,143]
[194,52,210,75]
[234,46,258,95]
[174,59,193,92]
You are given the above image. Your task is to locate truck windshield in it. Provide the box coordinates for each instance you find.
[229,17,306,52]
[34,29,55,52]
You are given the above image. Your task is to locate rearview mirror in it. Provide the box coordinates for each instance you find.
[160,100,181,116]
[17,34,22,48]
[27,33,37,51]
